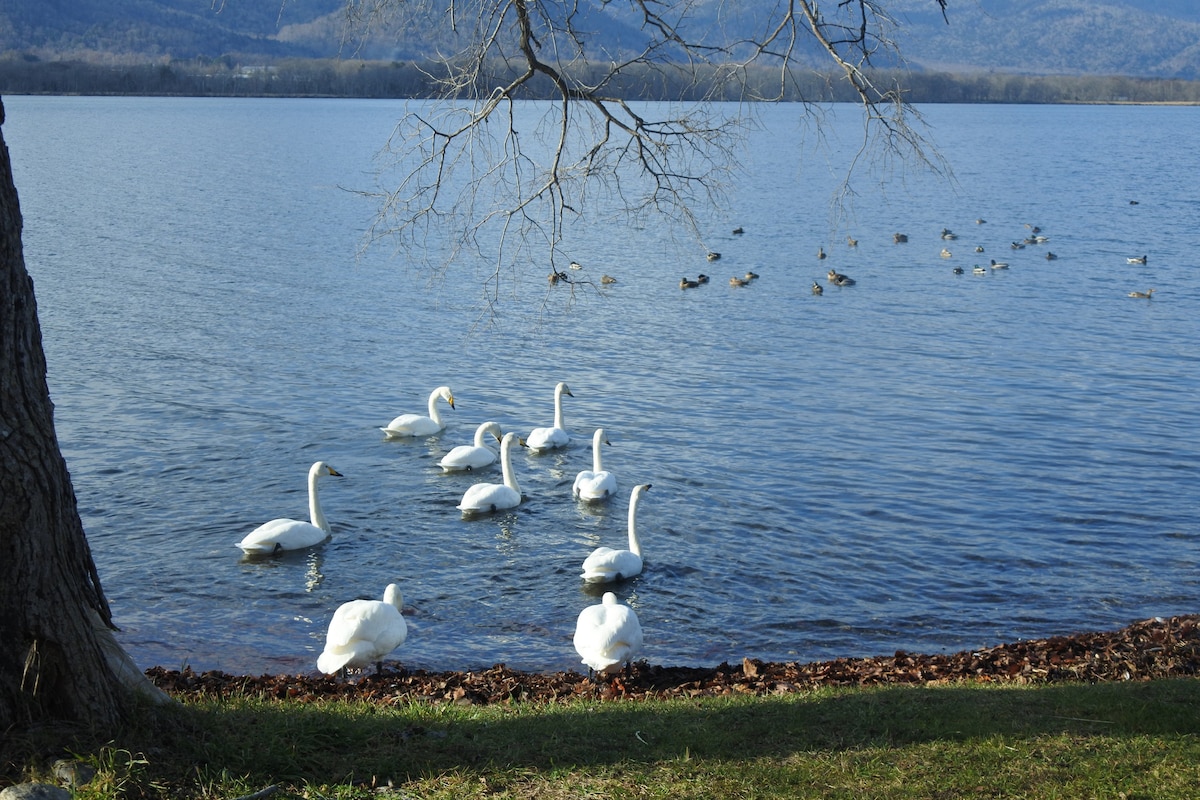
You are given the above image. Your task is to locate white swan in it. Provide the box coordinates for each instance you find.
[573,592,643,676]
[457,431,526,514]
[439,421,503,472]
[527,381,572,452]
[573,428,617,501]
[237,461,343,554]
[316,583,407,675]
[581,483,651,583]
[381,386,454,438]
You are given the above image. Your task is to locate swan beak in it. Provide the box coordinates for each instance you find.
[604,438,612,446]
[564,388,574,397]
[448,396,456,410]
[328,467,344,477]
[518,438,529,448]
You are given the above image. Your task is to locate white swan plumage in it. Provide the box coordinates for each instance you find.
[580,483,651,583]
[573,592,643,675]
[316,583,407,675]
[381,386,455,438]
[527,381,573,452]
[573,428,617,501]
[237,461,343,554]
[439,421,503,471]
[457,432,526,514]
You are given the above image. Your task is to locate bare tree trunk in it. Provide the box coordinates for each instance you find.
[0,96,131,731]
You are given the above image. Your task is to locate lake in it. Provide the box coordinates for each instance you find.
[5,96,1198,675]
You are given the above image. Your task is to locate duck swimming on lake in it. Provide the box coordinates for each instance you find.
[1127,255,1148,265]
[1128,288,1156,298]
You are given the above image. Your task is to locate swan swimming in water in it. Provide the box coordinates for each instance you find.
[458,432,527,514]
[581,483,651,583]
[380,386,455,438]
[316,583,407,675]
[439,421,503,472]
[237,461,343,554]
[527,381,573,452]
[574,428,617,502]
[573,592,643,676]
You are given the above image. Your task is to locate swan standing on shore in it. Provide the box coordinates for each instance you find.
[573,592,643,676]
[573,428,617,501]
[581,483,651,582]
[439,421,503,471]
[237,461,343,554]
[317,583,407,676]
[381,386,455,438]
[458,432,526,514]
[527,381,573,452]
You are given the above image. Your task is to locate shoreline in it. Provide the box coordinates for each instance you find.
[145,615,1200,705]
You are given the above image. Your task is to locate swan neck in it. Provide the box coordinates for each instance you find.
[553,387,566,429]
[309,468,329,533]
[427,391,442,425]
[501,438,521,494]
[627,494,641,556]
[592,436,604,472]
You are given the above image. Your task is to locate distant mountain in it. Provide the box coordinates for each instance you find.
[2,0,1198,79]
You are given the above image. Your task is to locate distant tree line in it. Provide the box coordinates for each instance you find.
[2,55,1199,105]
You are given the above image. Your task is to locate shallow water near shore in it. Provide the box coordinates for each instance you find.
[6,96,1199,675]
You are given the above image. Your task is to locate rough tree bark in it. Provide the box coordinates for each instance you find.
[0,97,162,733]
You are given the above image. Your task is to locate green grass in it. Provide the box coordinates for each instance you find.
[7,679,1200,799]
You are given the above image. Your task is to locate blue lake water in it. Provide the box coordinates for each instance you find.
[5,96,1198,675]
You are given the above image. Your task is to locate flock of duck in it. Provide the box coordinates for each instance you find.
[235,382,647,679]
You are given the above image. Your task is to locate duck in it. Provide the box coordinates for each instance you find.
[696,274,710,284]
[237,461,343,554]
[316,583,407,676]
[732,227,744,235]
[527,381,573,452]
[600,274,617,284]
[1128,288,1156,299]
[975,245,985,253]
[972,265,987,275]
[846,236,858,247]
[952,266,964,275]
[941,228,958,240]
[744,271,759,280]
[940,248,953,258]
[893,232,908,243]
[573,428,617,502]
[1010,241,1026,250]
[989,259,1009,270]
[457,432,526,514]
[573,592,643,676]
[706,251,722,261]
[438,420,503,472]
[729,276,748,287]
[827,269,855,286]
[680,277,700,289]
[548,270,569,285]
[1127,255,1148,265]
[812,281,823,295]
[581,483,651,583]
[975,218,987,224]
[1045,252,1058,261]
[381,386,455,438]
[569,261,583,270]
[817,246,826,260]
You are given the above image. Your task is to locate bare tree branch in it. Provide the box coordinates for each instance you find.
[351,1,952,311]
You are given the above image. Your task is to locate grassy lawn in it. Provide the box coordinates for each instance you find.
[7,678,1198,799]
